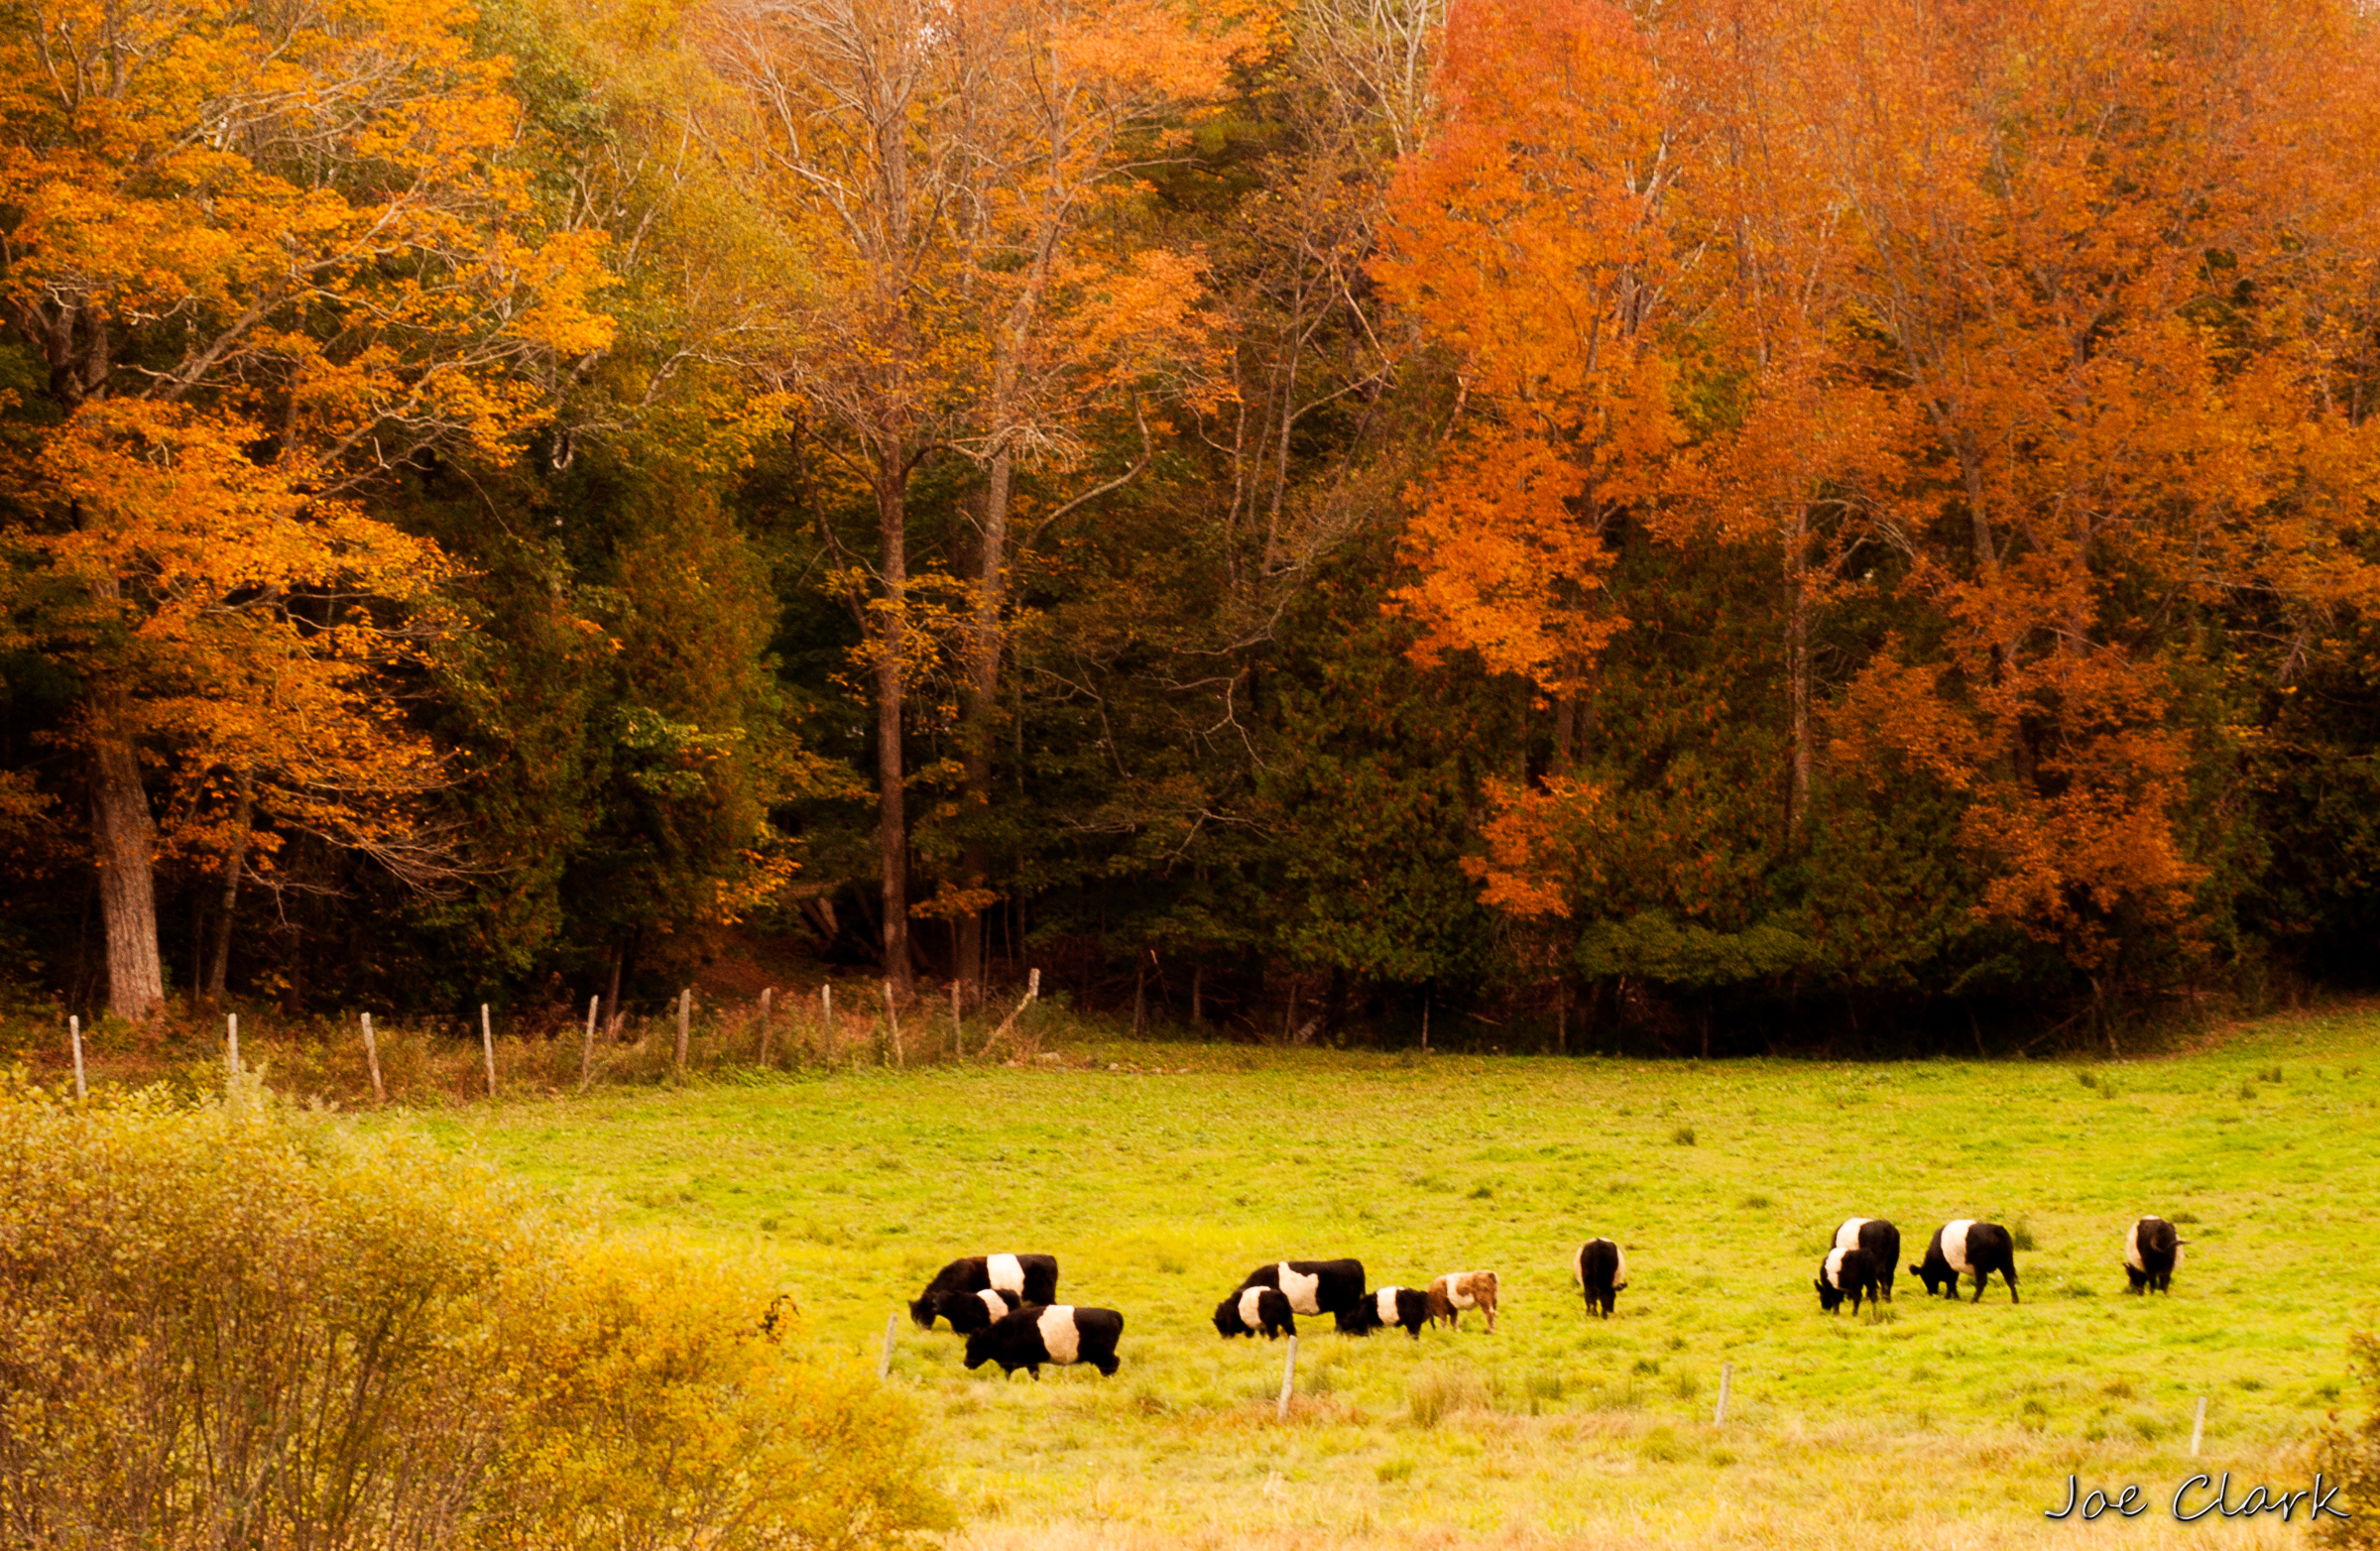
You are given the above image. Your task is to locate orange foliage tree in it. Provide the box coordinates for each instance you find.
[1377,0,2380,991]
[0,0,615,1015]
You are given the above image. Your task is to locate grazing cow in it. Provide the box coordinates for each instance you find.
[964,1304,1124,1378]
[1234,1259,1368,1331]
[1815,1247,1880,1314]
[1213,1285,1296,1340]
[908,1253,1059,1329]
[1426,1270,1500,1332]
[1342,1285,1432,1338]
[2123,1216,2184,1294]
[1832,1218,1903,1301]
[1572,1239,1627,1319]
[1910,1219,2020,1303]
[940,1287,1022,1335]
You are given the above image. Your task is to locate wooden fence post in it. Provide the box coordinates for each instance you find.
[951,981,963,1060]
[759,988,774,1068]
[674,989,690,1074]
[578,997,598,1093]
[227,1013,240,1075]
[362,1013,385,1103]
[1714,1361,1732,1425]
[2190,1395,2207,1457]
[69,1014,85,1101]
[1277,1334,1299,1421]
[821,984,834,1060]
[884,980,903,1069]
[480,1004,496,1098]
[880,1311,897,1379]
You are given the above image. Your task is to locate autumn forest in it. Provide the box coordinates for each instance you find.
[5,0,2379,1050]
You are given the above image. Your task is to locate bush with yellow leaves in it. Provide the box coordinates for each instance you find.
[0,1073,947,1551]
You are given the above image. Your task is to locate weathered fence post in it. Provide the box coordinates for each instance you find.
[227,1013,240,1075]
[1277,1334,1299,1421]
[578,997,599,1093]
[69,1014,85,1101]
[2190,1395,2207,1457]
[880,1311,897,1379]
[362,1013,385,1103]
[480,1004,496,1098]
[1715,1362,1732,1425]
[821,984,834,1060]
[884,980,903,1068]
[674,989,691,1074]
[758,988,774,1068]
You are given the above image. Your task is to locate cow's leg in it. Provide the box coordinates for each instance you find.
[2004,1266,2019,1304]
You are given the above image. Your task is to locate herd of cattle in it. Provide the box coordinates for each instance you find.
[907,1215,2188,1378]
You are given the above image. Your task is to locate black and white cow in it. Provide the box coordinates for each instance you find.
[1234,1259,1369,1332]
[1815,1247,1880,1314]
[1213,1285,1296,1339]
[908,1253,1059,1329]
[1910,1219,2019,1303]
[2123,1216,2184,1294]
[938,1287,1022,1335]
[1832,1217,1902,1301]
[1341,1285,1432,1338]
[964,1304,1124,1378]
[1572,1238,1627,1319]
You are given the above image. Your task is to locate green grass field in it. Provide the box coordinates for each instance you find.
[421,1007,2380,1549]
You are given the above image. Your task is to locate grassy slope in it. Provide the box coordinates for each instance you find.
[424,1008,2380,1548]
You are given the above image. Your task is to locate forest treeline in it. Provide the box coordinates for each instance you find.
[4,0,2378,1051]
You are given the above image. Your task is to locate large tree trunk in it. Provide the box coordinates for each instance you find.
[87,694,164,1021]
[875,462,914,996]
[1787,504,1811,842]
[955,451,1014,992]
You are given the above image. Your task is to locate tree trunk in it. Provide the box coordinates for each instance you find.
[875,461,914,996]
[956,453,1013,992]
[204,773,254,1002]
[1787,504,1812,842]
[87,698,164,1021]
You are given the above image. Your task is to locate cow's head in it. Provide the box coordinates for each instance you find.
[962,1329,996,1370]
[908,1297,939,1330]
[1815,1277,1843,1311]
[1212,1295,1248,1338]
[1336,1300,1381,1335]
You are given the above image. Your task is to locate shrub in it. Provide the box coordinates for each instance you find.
[0,1077,947,1551]
[0,1075,520,1550]
[2319,1330,2380,1547]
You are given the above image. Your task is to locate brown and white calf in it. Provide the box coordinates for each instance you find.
[1427,1270,1499,1332]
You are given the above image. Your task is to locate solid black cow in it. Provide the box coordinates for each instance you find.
[1235,1259,1368,1331]
[936,1287,1021,1334]
[908,1253,1059,1329]
[1833,1217,1902,1301]
[964,1304,1124,1378]
[1340,1285,1432,1338]
[1815,1247,1880,1314]
[1213,1285,1296,1339]
[2124,1216,2184,1294]
[1573,1238,1627,1319]
[1911,1219,2019,1303]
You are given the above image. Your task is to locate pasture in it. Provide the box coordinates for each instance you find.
[425,1007,2380,1548]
